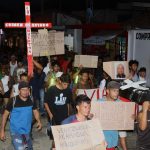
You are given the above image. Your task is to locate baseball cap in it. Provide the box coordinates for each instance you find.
[107,81,121,89]
[18,81,29,90]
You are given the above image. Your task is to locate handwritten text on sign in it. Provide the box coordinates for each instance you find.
[31,30,64,56]
[51,119,106,150]
[74,55,98,68]
[91,101,135,130]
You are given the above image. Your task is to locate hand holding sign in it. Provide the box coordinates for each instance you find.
[51,119,106,150]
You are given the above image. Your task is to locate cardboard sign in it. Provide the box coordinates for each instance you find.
[51,119,106,150]
[103,61,129,79]
[77,88,106,101]
[91,101,135,130]
[74,55,98,68]
[32,30,64,56]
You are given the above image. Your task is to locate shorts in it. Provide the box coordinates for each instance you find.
[119,131,127,138]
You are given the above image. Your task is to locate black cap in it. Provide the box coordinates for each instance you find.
[107,81,121,89]
[18,81,29,90]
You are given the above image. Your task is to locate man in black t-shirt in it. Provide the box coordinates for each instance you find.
[0,81,42,150]
[44,74,72,125]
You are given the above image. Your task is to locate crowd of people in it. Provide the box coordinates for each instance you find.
[0,50,149,150]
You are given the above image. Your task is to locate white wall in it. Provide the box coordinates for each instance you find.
[128,29,150,86]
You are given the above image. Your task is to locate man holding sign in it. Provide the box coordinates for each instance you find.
[61,95,106,149]
[98,81,129,150]
[62,94,92,124]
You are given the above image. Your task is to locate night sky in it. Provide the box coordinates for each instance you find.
[0,0,150,23]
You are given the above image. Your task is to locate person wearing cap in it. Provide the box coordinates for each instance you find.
[0,81,42,150]
[97,81,128,150]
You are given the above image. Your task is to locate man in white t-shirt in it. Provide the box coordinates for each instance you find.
[9,55,17,77]
[13,62,26,81]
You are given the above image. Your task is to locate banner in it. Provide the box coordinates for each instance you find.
[31,29,64,56]
[128,30,150,86]
[51,119,106,150]
[74,55,98,68]
[91,101,135,130]
[103,61,129,79]
[77,88,106,101]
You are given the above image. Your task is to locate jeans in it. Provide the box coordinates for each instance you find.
[39,88,45,114]
[11,134,33,150]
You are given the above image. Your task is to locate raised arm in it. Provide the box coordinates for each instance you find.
[138,101,150,131]
[33,59,43,71]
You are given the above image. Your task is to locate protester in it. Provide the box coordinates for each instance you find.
[73,68,94,90]
[44,61,60,90]
[136,99,150,150]
[62,94,106,149]
[9,55,17,77]
[138,67,146,81]
[98,81,129,150]
[44,73,72,125]
[13,61,26,81]
[0,81,42,150]
[128,60,139,82]
[62,94,91,124]
[29,59,45,115]
[10,72,28,98]
[0,66,10,107]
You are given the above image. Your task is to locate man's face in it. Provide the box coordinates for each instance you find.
[76,102,91,117]
[131,64,138,72]
[61,82,69,89]
[107,88,119,100]
[19,88,30,99]
[18,62,23,68]
[117,64,124,75]
[53,65,60,72]
[20,76,28,82]
[81,73,89,82]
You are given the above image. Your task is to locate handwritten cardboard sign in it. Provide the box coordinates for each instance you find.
[91,101,135,130]
[103,61,129,79]
[31,29,64,56]
[51,119,106,150]
[74,55,98,68]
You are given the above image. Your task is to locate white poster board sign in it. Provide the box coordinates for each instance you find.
[128,30,150,86]
[103,61,129,79]
[74,55,98,68]
[51,119,106,150]
[91,101,135,130]
[31,29,64,56]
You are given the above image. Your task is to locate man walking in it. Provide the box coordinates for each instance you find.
[0,81,42,150]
